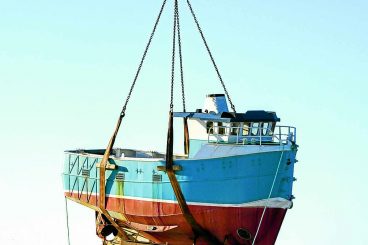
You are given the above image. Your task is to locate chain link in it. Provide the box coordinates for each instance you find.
[120,0,236,116]
[170,0,178,112]
[176,1,186,112]
[120,0,167,117]
[186,0,236,113]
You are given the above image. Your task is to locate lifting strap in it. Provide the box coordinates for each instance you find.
[99,114,129,240]
[164,2,221,244]
[165,113,221,245]
[183,118,190,155]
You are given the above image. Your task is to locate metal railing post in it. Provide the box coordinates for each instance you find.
[259,127,262,146]
[206,124,296,146]
[236,126,239,144]
[279,126,282,145]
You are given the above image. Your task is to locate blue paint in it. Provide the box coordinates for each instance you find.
[188,139,206,158]
[63,146,296,205]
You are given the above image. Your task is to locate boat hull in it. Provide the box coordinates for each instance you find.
[63,144,297,244]
[66,192,287,244]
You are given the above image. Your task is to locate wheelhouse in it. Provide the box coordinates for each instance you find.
[174,110,281,144]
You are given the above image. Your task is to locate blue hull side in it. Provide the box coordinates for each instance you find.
[63,149,296,205]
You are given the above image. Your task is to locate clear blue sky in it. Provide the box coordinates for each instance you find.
[0,0,367,244]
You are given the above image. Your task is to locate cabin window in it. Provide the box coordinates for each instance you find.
[217,122,225,135]
[206,121,214,134]
[242,123,250,136]
[262,122,275,136]
[251,122,260,136]
[262,122,270,136]
[268,122,276,136]
[230,123,240,135]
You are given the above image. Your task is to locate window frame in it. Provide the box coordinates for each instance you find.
[242,122,250,136]
[251,122,260,136]
[262,122,270,136]
[230,122,240,136]
[206,121,214,134]
[217,122,226,135]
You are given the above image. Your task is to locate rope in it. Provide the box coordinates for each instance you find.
[252,149,285,245]
[186,0,236,113]
[120,0,167,117]
[65,197,71,245]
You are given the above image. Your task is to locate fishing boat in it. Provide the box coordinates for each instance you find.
[62,1,298,244]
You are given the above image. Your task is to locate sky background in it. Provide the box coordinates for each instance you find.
[0,0,367,244]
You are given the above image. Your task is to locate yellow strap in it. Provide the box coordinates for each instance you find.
[165,112,221,244]
[98,115,131,240]
[183,118,190,155]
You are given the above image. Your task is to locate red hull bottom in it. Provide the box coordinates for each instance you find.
[127,205,287,245]
[66,193,287,245]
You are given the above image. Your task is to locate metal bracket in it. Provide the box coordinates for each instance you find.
[96,162,117,170]
[157,164,182,172]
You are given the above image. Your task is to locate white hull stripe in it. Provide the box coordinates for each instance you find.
[65,191,292,209]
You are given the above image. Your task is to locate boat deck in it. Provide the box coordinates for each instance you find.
[66,148,188,160]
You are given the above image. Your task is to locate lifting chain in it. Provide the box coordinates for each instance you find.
[120,0,168,117]
[186,0,237,113]
[170,0,187,113]
[176,1,186,112]
[169,0,178,112]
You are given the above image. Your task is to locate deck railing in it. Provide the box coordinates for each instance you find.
[63,155,99,205]
[207,125,296,145]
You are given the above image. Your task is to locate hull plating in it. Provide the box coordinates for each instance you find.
[63,148,296,204]
[66,192,287,244]
[63,145,297,244]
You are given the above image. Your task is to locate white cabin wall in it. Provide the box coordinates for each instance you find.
[188,119,208,140]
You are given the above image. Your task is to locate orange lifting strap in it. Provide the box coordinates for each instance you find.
[165,112,222,244]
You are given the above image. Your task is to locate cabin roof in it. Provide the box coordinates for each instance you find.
[173,110,280,122]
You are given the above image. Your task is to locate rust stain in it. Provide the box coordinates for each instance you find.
[116,180,124,196]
